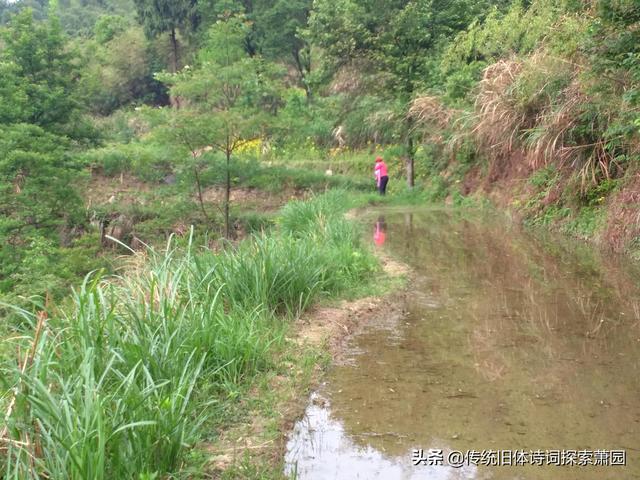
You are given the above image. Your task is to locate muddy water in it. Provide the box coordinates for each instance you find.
[285,209,640,479]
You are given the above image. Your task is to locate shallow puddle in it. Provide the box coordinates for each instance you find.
[285,209,640,479]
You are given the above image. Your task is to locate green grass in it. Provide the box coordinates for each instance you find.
[195,155,371,193]
[561,206,606,238]
[83,141,373,193]
[330,181,491,211]
[0,191,377,480]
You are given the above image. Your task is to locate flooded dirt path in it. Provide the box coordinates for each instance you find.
[285,209,640,479]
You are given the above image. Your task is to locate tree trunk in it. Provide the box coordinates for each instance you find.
[194,167,209,223]
[406,136,415,188]
[293,48,312,102]
[224,147,231,239]
[170,28,179,73]
[302,77,312,102]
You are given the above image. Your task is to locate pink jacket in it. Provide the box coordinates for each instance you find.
[374,161,388,185]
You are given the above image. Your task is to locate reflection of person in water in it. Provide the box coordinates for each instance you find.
[373,216,386,247]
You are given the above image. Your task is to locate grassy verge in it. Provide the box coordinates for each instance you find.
[0,191,378,479]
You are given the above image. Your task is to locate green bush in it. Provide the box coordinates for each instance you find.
[236,211,275,234]
[529,166,559,189]
[562,206,605,237]
[274,88,335,147]
[581,178,619,206]
[81,142,179,181]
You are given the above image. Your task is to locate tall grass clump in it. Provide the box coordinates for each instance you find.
[1,252,275,479]
[191,190,376,317]
[1,191,377,479]
[279,189,347,236]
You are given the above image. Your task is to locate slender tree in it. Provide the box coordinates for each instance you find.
[159,14,271,238]
[132,0,198,72]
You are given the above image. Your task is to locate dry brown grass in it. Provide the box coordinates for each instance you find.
[411,47,639,211]
[523,79,584,169]
[408,94,475,158]
[474,59,527,157]
[472,52,630,188]
[329,62,366,95]
[408,95,454,128]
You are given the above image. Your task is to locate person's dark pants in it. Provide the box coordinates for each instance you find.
[378,176,389,195]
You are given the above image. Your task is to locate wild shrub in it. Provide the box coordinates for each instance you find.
[440,0,570,103]
[82,143,178,181]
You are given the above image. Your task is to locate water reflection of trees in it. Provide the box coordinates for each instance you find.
[328,211,640,469]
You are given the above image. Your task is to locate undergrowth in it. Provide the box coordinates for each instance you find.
[0,191,377,479]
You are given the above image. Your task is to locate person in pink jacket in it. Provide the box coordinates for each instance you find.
[374,156,389,195]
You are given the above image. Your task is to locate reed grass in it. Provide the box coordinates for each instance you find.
[0,191,376,479]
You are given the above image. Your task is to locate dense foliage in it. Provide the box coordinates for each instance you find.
[1,0,639,475]
[0,9,101,305]
[0,0,637,304]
